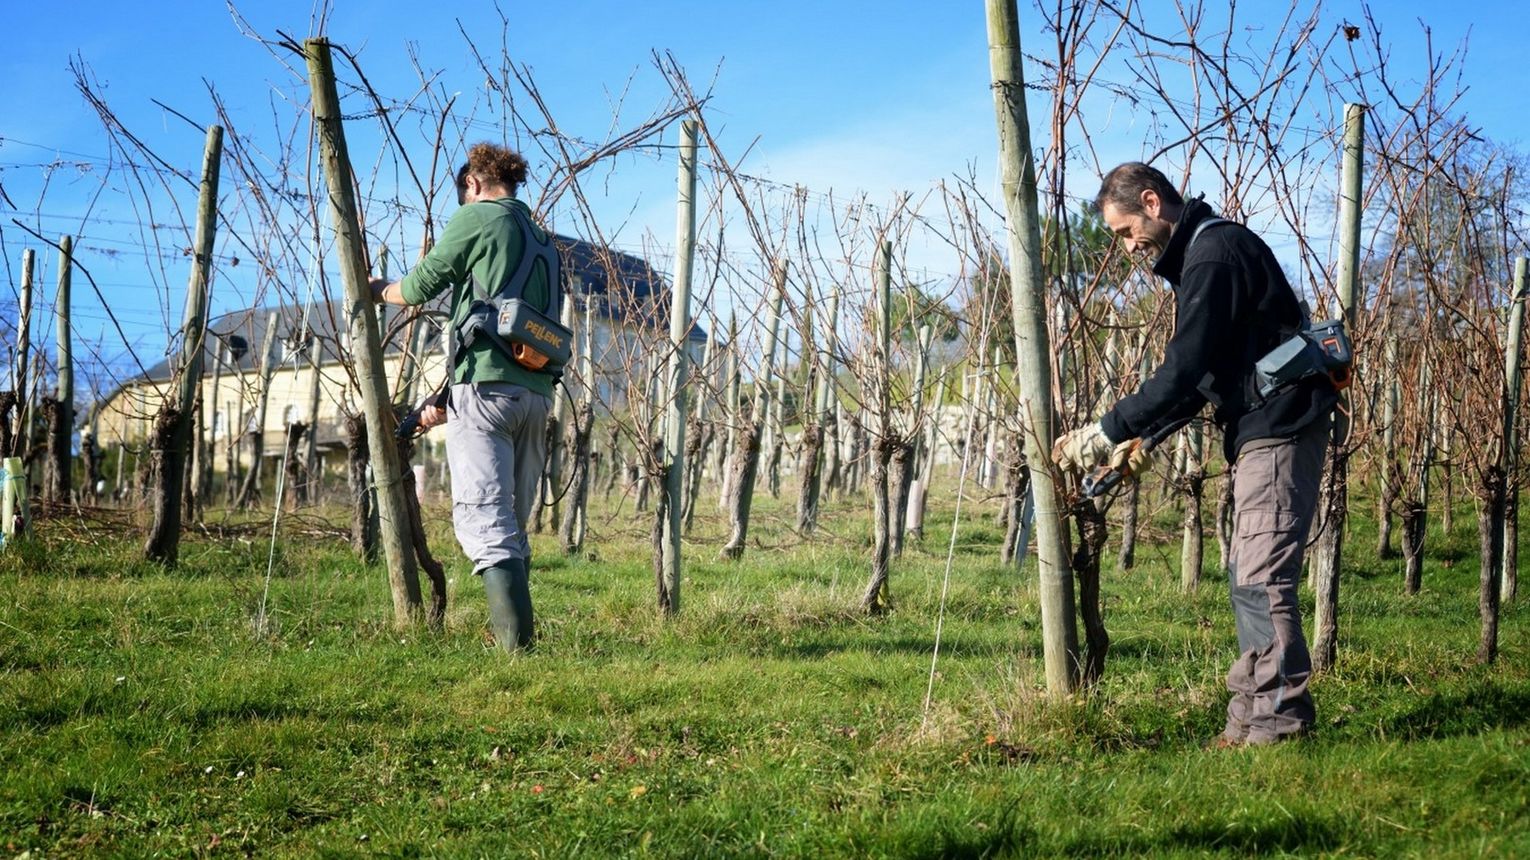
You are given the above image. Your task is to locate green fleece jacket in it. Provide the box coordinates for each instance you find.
[400,196,556,398]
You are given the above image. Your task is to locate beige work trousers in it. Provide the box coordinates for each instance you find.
[444,382,551,570]
[1222,417,1329,744]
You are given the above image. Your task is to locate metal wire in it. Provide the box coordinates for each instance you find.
[920,385,982,731]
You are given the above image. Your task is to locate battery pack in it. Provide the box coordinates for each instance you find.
[494,298,573,371]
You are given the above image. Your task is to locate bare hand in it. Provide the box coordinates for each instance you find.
[418,405,447,429]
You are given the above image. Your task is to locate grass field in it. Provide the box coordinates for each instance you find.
[2,480,1527,857]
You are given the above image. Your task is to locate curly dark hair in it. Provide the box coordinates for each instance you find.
[456,142,529,197]
[1094,162,1184,215]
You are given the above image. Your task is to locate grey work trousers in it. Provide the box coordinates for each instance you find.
[1222,417,1328,743]
[445,382,551,570]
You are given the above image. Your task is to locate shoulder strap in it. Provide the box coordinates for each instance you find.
[1193,215,1311,336]
[1187,217,1233,249]
[489,200,561,315]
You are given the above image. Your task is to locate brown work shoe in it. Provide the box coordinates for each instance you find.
[1203,734,1246,750]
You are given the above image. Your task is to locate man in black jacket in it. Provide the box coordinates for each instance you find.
[1054,162,1336,747]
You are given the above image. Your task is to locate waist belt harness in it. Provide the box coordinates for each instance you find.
[454,200,573,380]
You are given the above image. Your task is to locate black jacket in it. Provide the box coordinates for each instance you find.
[1099,198,1336,463]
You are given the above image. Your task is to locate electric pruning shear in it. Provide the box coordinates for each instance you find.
[395,384,450,441]
[1079,415,1198,499]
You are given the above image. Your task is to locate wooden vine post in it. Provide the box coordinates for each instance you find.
[1501,256,1529,603]
[860,239,896,613]
[681,314,715,534]
[658,118,699,614]
[986,0,1080,696]
[300,323,324,501]
[1312,102,1365,673]
[198,334,223,502]
[560,296,596,555]
[801,287,838,529]
[223,335,249,502]
[305,37,422,625]
[1376,331,1400,560]
[10,250,35,460]
[903,323,934,542]
[45,236,74,505]
[2,250,35,544]
[717,312,741,511]
[145,124,222,565]
[1179,423,1205,592]
[235,312,279,508]
[910,368,947,541]
[1474,255,1530,662]
[547,299,578,529]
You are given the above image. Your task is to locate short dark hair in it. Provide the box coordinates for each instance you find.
[1094,162,1183,215]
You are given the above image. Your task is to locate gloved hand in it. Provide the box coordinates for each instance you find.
[1108,438,1154,479]
[1052,422,1114,470]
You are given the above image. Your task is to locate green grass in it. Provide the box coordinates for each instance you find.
[1,480,1528,857]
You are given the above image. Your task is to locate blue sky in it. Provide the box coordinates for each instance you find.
[1,0,1525,399]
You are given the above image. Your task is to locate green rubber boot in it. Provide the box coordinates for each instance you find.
[482,559,535,653]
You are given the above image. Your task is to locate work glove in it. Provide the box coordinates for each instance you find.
[1052,422,1113,471]
[1108,438,1154,480]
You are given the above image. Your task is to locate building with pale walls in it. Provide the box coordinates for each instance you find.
[93,237,709,477]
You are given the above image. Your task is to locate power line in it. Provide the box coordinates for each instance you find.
[5,82,1518,292]
[1,109,1337,246]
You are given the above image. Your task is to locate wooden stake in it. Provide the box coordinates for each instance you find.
[145,125,222,564]
[987,0,1079,695]
[1502,257,1528,602]
[305,38,422,625]
[303,330,323,499]
[861,239,895,612]
[1312,102,1365,673]
[201,345,222,499]
[11,250,35,460]
[44,236,75,505]
[903,323,934,540]
[1,247,33,528]
[1179,423,1205,592]
[718,312,741,510]
[658,118,698,614]
[235,312,279,508]
[1377,332,1400,559]
[560,295,596,554]
[682,313,716,533]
